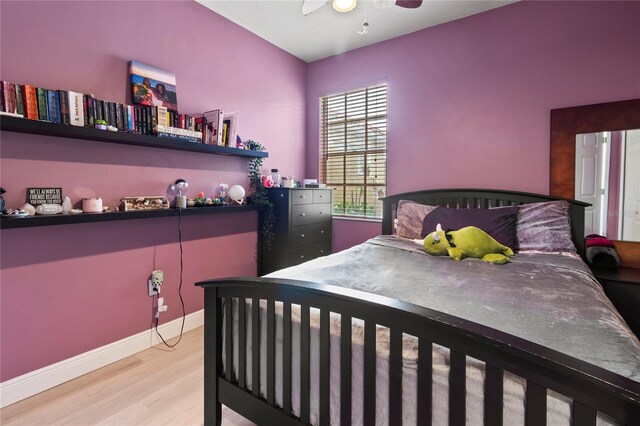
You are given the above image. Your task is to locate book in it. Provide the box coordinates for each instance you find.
[108,102,116,128]
[203,109,223,145]
[2,82,17,114]
[82,94,88,126]
[223,112,238,148]
[47,90,61,124]
[156,105,168,127]
[36,87,49,121]
[156,124,203,139]
[86,96,95,127]
[222,121,228,146]
[23,85,38,120]
[58,90,69,124]
[115,103,123,131]
[96,99,104,122]
[14,84,24,116]
[68,91,85,126]
[157,132,202,144]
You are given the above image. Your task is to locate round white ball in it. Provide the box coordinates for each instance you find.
[228,185,246,202]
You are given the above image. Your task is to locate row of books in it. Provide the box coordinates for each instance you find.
[1,81,237,146]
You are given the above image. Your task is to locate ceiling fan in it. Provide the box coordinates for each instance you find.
[302,0,423,15]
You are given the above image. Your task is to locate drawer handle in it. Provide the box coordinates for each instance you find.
[320,195,325,198]
[300,255,305,259]
[320,211,325,215]
[300,195,306,199]
[280,194,284,198]
[320,230,324,234]
[320,250,324,254]
[300,213,306,217]
[301,234,305,238]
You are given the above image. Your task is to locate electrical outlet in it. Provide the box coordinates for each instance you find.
[148,269,164,296]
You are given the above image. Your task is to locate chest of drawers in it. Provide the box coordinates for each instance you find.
[260,188,332,275]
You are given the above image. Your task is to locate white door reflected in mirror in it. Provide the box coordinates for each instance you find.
[575,129,640,242]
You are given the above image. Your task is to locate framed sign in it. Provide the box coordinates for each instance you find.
[27,187,62,206]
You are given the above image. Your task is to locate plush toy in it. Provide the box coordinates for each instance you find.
[423,224,514,264]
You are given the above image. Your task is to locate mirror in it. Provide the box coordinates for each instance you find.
[575,129,640,241]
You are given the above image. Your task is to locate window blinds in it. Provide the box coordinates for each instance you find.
[320,84,387,218]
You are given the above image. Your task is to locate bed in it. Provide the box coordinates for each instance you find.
[196,188,640,425]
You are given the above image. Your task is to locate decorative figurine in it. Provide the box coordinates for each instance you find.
[62,197,72,214]
[35,204,64,215]
[218,183,229,205]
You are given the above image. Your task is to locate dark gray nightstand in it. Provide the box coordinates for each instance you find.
[591,266,640,337]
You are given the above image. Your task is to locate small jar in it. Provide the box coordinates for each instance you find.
[271,169,281,188]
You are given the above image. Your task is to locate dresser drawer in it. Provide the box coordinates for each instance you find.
[291,203,331,226]
[291,190,313,205]
[291,222,332,247]
[313,189,331,203]
[290,241,332,266]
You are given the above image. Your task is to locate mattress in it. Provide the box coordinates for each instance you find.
[223,235,640,425]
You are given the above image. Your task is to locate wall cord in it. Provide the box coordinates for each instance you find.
[154,208,186,348]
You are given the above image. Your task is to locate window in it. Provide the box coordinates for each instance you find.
[320,84,387,219]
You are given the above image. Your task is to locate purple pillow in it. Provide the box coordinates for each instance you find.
[421,206,519,249]
[516,200,576,253]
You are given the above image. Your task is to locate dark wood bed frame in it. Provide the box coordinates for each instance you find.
[197,189,640,426]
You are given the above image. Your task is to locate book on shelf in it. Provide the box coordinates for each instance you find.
[223,112,238,148]
[15,84,25,116]
[203,109,223,145]
[157,105,168,127]
[47,90,61,124]
[157,132,202,144]
[68,91,84,126]
[36,87,49,121]
[58,90,69,124]
[22,85,38,120]
[2,81,17,114]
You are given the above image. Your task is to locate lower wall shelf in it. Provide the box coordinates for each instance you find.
[0,205,259,229]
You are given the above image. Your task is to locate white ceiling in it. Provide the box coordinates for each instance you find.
[196,0,517,62]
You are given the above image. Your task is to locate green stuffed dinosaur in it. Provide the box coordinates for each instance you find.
[423,224,514,264]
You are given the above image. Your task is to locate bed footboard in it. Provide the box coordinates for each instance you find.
[198,277,640,426]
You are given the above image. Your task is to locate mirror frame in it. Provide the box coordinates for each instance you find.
[550,98,640,268]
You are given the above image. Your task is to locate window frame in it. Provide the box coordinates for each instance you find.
[319,84,388,220]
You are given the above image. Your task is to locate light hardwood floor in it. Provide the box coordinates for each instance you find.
[0,327,255,425]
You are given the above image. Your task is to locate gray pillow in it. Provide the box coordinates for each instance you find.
[517,200,576,253]
[395,200,437,239]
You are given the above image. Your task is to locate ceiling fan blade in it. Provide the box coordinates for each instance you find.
[302,0,329,15]
[395,0,423,8]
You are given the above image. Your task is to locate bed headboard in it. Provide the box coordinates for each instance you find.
[381,188,590,256]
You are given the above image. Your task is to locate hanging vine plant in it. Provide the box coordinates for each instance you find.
[245,140,275,248]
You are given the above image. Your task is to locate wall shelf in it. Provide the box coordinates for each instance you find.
[0,115,268,158]
[0,205,259,229]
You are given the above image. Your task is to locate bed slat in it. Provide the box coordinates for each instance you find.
[252,298,260,398]
[225,297,233,381]
[340,315,352,426]
[389,329,403,425]
[363,321,376,426]
[525,381,547,426]
[417,339,432,426]
[484,364,504,426]
[319,309,330,426]
[449,350,466,426]
[300,304,311,423]
[266,299,275,405]
[283,301,292,414]
[204,288,222,425]
[238,298,246,389]
[572,401,596,426]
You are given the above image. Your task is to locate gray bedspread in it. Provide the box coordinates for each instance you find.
[268,235,640,382]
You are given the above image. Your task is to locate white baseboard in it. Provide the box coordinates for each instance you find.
[0,309,203,408]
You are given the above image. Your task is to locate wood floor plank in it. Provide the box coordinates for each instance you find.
[0,327,255,426]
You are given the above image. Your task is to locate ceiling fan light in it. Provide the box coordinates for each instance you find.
[333,0,356,13]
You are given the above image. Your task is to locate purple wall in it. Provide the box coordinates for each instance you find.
[0,1,305,381]
[306,1,640,251]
